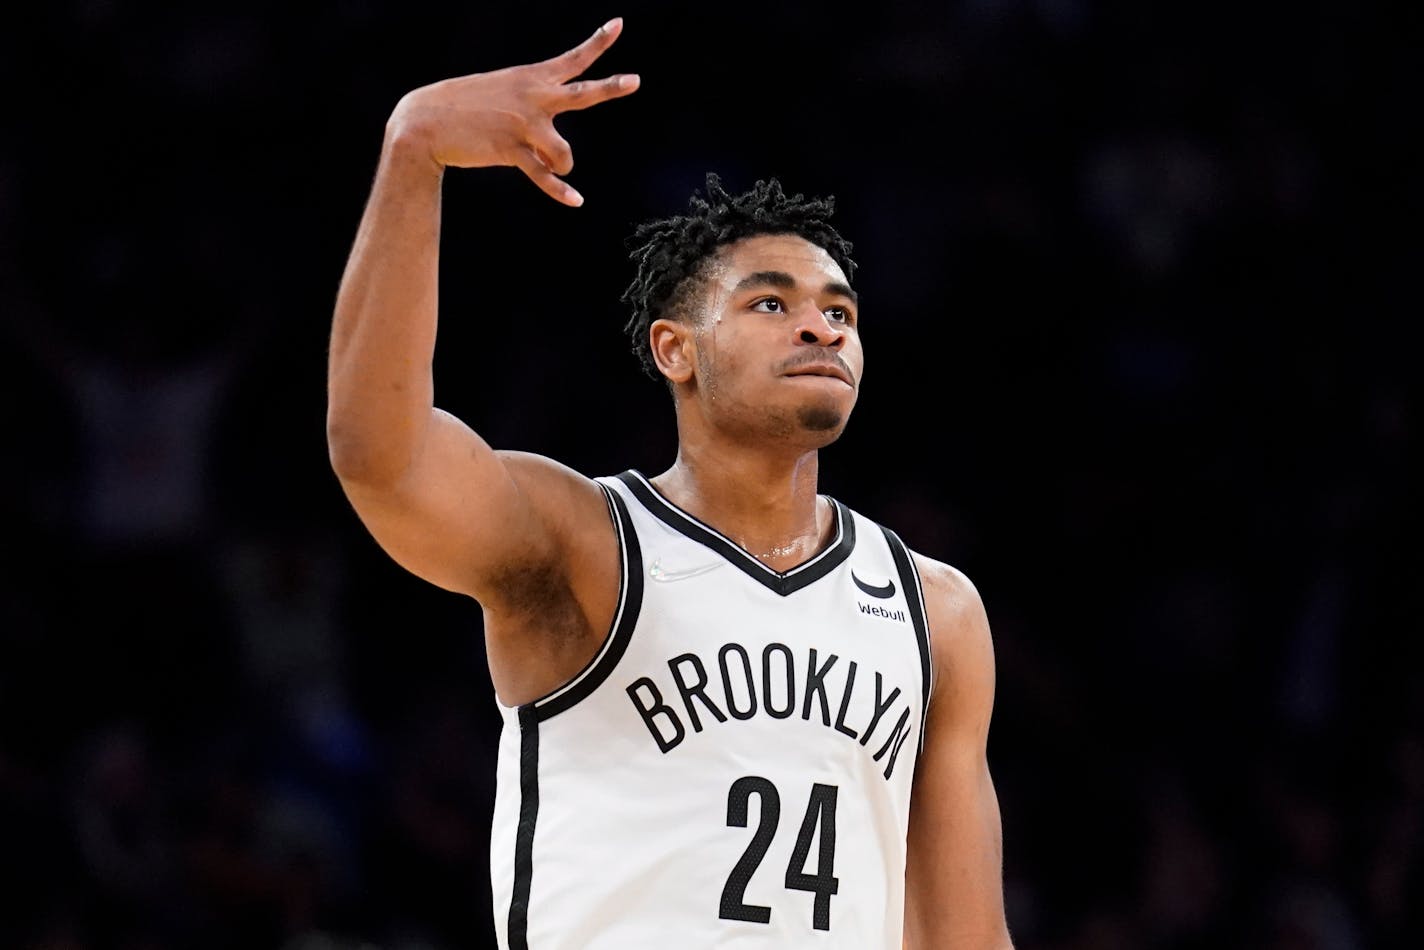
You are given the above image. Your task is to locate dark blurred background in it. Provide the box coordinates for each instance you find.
[1,1,1419,948]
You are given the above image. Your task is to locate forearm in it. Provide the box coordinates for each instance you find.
[326,125,445,486]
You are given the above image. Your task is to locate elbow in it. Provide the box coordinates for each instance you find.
[326,417,371,483]
[326,415,403,488]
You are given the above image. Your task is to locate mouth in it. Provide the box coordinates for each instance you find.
[784,364,854,387]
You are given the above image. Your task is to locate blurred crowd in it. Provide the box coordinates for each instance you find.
[1,1,1418,948]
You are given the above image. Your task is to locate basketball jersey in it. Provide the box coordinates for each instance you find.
[489,470,934,950]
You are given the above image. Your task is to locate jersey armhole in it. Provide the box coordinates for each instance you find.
[522,482,645,722]
[880,525,934,754]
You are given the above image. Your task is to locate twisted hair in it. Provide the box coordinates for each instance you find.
[620,172,857,379]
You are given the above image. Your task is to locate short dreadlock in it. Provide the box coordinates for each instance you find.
[620,172,857,380]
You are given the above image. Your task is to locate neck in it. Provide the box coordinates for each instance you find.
[649,437,829,570]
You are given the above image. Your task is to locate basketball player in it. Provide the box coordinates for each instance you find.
[326,17,1014,950]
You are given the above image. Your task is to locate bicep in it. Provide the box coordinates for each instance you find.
[336,408,589,598]
[904,562,1013,949]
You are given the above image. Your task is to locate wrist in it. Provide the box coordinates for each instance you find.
[383,97,445,178]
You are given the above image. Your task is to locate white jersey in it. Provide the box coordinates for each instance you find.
[490,470,933,950]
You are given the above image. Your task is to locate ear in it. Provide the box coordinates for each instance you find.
[649,318,696,384]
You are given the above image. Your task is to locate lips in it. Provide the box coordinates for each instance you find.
[785,364,854,386]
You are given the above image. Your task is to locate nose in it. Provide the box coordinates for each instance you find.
[793,305,845,349]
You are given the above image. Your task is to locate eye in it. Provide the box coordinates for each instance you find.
[824,306,853,324]
[750,297,785,313]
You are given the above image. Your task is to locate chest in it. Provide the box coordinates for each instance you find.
[615,534,925,781]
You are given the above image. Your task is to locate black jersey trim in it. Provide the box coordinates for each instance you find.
[508,705,539,950]
[614,470,855,597]
[882,526,933,756]
[529,483,644,723]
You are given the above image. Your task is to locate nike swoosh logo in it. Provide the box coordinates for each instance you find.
[852,570,896,599]
[649,559,724,583]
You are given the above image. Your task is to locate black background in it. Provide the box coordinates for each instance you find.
[1,1,1420,948]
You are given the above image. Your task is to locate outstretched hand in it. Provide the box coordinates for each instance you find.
[385,17,639,206]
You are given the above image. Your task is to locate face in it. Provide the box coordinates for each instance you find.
[657,233,864,448]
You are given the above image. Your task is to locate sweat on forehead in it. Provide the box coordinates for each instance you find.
[715,236,855,297]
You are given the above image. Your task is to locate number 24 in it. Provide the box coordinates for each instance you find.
[719,776,840,931]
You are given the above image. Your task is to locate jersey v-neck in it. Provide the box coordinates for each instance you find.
[613,469,856,597]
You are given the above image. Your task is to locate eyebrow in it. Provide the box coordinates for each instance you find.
[732,270,859,306]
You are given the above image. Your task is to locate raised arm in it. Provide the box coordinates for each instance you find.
[904,557,1014,950]
[325,19,639,602]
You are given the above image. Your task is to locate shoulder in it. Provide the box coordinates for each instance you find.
[496,450,613,533]
[908,551,996,708]
[484,450,621,610]
[909,552,986,624]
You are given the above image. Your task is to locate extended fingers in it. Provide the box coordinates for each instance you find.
[505,18,635,205]
[545,17,624,82]
[557,72,640,113]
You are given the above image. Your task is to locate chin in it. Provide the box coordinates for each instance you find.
[796,404,847,434]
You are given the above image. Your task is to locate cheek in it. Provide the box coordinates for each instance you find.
[846,346,865,384]
[696,324,749,377]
